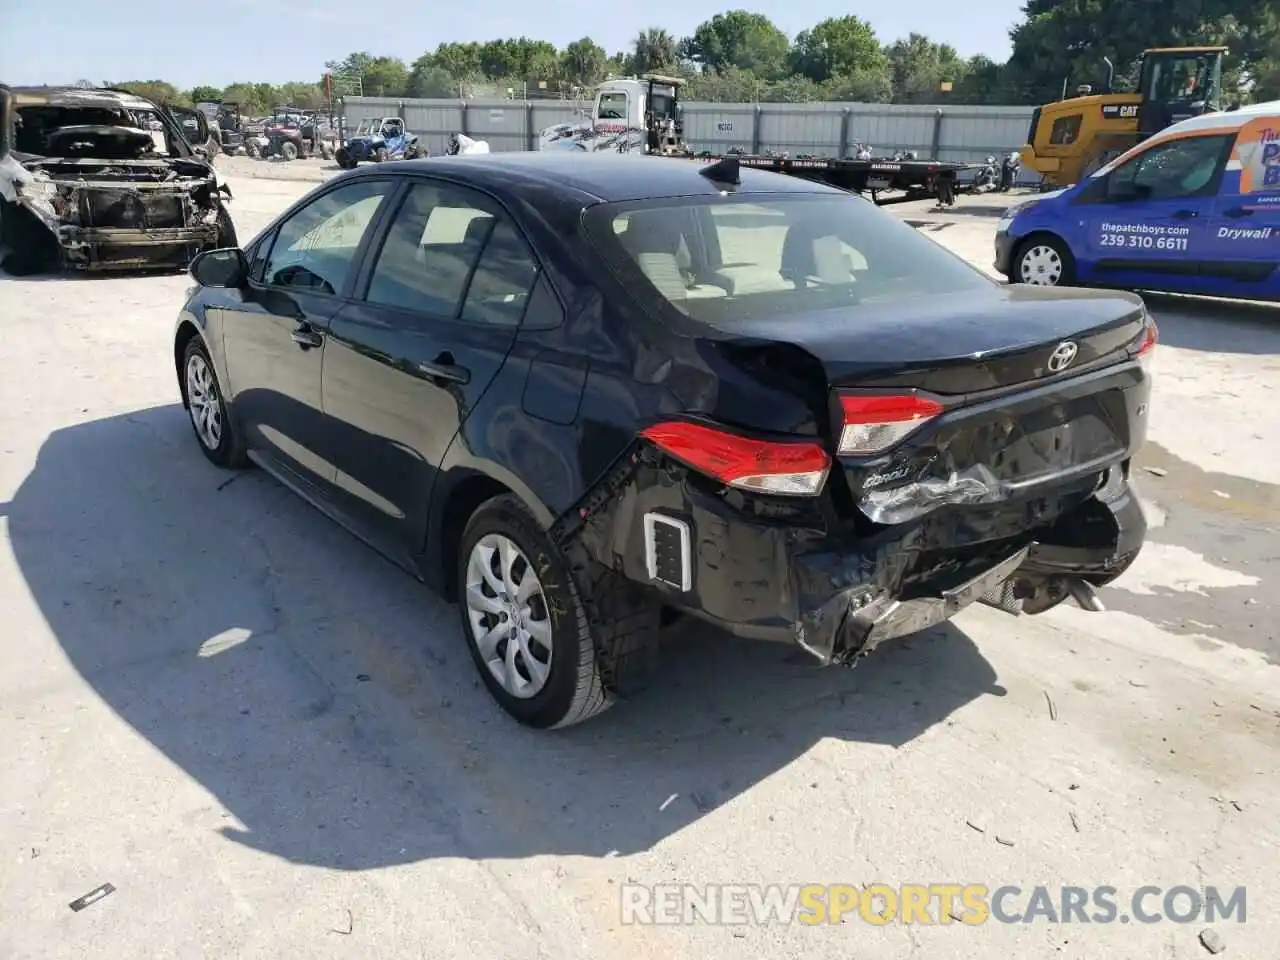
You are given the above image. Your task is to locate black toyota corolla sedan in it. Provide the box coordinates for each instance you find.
[174,151,1155,729]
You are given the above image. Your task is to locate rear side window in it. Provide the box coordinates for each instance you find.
[584,193,988,325]
[365,183,497,316]
[460,219,539,327]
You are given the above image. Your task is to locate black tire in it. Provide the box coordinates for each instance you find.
[456,494,660,728]
[214,206,238,248]
[335,147,353,169]
[0,199,59,275]
[1013,233,1077,287]
[457,495,608,728]
[245,140,261,159]
[180,337,248,469]
[280,140,299,162]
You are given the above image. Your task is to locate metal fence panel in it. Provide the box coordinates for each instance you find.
[340,95,1038,178]
[757,105,845,155]
[682,104,757,154]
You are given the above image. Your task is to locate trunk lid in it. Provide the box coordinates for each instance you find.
[713,285,1152,524]
[721,284,1148,395]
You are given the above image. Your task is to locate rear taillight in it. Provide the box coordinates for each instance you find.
[1135,319,1158,364]
[640,421,831,496]
[837,394,944,456]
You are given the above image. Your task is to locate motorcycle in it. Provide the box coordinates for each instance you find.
[971,155,999,193]
[998,151,1021,192]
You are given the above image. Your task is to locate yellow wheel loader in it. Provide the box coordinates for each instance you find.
[1020,45,1228,188]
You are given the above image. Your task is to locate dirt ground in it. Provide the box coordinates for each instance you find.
[1,161,1277,960]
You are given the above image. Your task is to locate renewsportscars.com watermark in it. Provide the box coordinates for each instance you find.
[620,884,1247,926]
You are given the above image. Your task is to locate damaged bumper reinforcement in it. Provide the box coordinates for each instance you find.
[21,163,221,269]
[568,447,1145,667]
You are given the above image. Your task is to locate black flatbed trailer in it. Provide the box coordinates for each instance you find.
[686,152,984,205]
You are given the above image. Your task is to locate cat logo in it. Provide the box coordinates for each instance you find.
[1102,104,1140,120]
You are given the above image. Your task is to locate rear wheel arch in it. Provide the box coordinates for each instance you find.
[434,471,515,597]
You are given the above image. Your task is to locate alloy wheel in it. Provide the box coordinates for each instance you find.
[464,533,554,699]
[185,352,224,451]
[1018,244,1064,285]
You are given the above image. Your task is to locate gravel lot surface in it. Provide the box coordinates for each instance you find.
[1,159,1277,959]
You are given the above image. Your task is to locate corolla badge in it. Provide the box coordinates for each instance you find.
[1047,340,1079,373]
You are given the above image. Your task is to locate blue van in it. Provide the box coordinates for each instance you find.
[995,102,1280,302]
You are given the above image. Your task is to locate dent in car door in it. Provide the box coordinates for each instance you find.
[322,180,536,551]
[219,178,394,493]
[1079,133,1233,292]
[1203,117,1280,297]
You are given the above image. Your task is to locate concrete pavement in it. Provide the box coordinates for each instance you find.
[0,164,1277,960]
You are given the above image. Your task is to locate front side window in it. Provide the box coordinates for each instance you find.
[262,179,392,294]
[365,181,535,322]
[598,93,628,121]
[1107,134,1230,201]
[585,194,988,326]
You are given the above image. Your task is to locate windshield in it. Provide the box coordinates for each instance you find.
[1146,55,1216,102]
[356,118,381,135]
[583,194,989,325]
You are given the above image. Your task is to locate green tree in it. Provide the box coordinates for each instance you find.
[324,52,409,97]
[430,42,484,81]
[221,82,269,114]
[632,28,680,74]
[682,11,790,78]
[188,85,224,104]
[1005,0,1274,104]
[111,80,189,107]
[885,33,968,102]
[407,54,458,97]
[561,38,609,85]
[823,68,893,103]
[790,16,884,84]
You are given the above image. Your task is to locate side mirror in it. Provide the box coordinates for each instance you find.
[190,248,247,287]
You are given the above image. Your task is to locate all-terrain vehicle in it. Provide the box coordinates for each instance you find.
[335,116,424,168]
[261,107,334,161]
[197,100,245,156]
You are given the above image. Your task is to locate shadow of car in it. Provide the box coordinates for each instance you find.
[3,403,1001,869]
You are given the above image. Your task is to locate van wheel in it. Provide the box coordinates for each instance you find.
[1014,234,1075,287]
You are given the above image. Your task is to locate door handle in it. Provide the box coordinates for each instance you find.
[1170,209,1199,219]
[1223,206,1254,218]
[416,352,470,385]
[290,325,323,349]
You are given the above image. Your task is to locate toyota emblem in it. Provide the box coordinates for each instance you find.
[1047,341,1078,373]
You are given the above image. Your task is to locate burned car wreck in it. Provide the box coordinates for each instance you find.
[0,85,235,274]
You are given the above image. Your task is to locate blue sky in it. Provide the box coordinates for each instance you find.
[2,0,1023,89]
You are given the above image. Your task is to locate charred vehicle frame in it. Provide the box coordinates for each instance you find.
[0,84,236,274]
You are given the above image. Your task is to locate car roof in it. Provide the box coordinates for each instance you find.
[8,86,161,112]
[391,152,848,203]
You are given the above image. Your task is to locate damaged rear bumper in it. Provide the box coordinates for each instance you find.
[574,456,1145,666]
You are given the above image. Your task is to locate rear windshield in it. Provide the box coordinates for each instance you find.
[582,193,989,325]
